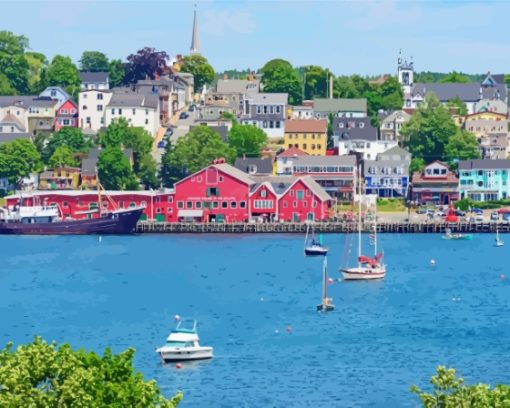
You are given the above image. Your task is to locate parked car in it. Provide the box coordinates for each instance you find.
[188,105,195,112]
[503,212,510,221]
[157,141,166,149]
[164,128,173,137]
[455,210,466,216]
[476,214,484,222]
[490,211,499,221]
[416,207,428,214]
[179,112,189,120]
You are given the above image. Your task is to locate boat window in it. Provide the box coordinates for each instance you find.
[62,201,68,207]
[166,341,187,347]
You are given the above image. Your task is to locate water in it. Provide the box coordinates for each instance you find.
[1,234,509,407]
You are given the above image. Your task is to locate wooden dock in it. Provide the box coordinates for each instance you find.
[136,221,510,234]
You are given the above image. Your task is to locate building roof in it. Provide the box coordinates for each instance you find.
[459,159,510,170]
[0,133,32,144]
[412,171,459,184]
[41,86,71,100]
[285,119,327,133]
[277,147,309,158]
[216,79,260,94]
[299,175,333,201]
[293,154,357,167]
[0,112,25,130]
[234,157,273,175]
[313,98,367,113]
[249,175,332,201]
[377,146,411,160]
[364,159,410,176]
[248,93,288,105]
[333,117,378,141]
[0,96,56,108]
[79,71,109,84]
[108,93,159,109]
[380,110,411,123]
[412,83,507,102]
[212,163,255,185]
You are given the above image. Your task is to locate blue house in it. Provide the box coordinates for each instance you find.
[458,159,510,201]
[39,86,71,110]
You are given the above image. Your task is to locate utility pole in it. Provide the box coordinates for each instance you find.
[302,70,306,102]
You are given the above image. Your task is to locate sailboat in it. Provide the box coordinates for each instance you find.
[304,222,329,256]
[340,170,386,280]
[495,227,504,247]
[317,257,334,312]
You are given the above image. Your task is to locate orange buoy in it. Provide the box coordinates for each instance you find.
[175,363,182,369]
[327,278,334,284]
[174,314,181,321]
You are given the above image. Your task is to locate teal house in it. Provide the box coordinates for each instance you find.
[458,159,510,201]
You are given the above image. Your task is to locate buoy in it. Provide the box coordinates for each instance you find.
[500,274,505,280]
[327,278,334,284]
[175,363,182,369]
[430,259,436,266]
[287,325,292,333]
[174,314,181,321]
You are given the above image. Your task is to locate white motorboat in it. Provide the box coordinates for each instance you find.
[495,227,504,247]
[156,319,213,363]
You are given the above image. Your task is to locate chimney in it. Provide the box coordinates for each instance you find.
[329,74,333,99]
[223,73,228,80]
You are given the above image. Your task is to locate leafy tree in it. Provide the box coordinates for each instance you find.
[327,112,334,148]
[139,154,159,189]
[0,337,182,407]
[98,147,138,190]
[505,75,510,86]
[446,96,468,116]
[0,139,42,187]
[179,55,215,93]
[440,71,470,83]
[333,76,361,98]
[45,55,81,96]
[0,73,15,95]
[260,59,302,105]
[411,366,510,407]
[444,130,480,167]
[227,123,267,158]
[303,65,329,99]
[79,51,109,72]
[124,47,169,84]
[108,59,125,87]
[400,92,458,163]
[161,126,236,186]
[48,145,77,168]
[45,127,89,162]
[25,51,48,93]
[410,157,425,174]
[0,31,30,94]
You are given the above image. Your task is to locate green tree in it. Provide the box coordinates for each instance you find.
[48,145,77,168]
[260,59,302,105]
[410,157,426,174]
[440,71,470,83]
[0,139,42,187]
[327,112,334,148]
[98,147,138,190]
[45,127,89,162]
[505,75,510,85]
[139,154,159,189]
[227,123,267,158]
[0,31,30,94]
[0,73,15,95]
[0,337,182,407]
[400,92,458,163]
[179,55,215,93]
[45,55,81,97]
[161,126,236,186]
[108,59,125,87]
[333,76,360,98]
[411,366,510,407]
[79,51,109,72]
[446,96,468,116]
[25,51,48,93]
[444,130,480,167]
[303,65,329,99]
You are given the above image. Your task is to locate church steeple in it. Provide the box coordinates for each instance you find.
[190,5,201,55]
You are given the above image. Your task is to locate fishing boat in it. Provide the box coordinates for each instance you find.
[0,182,144,235]
[304,223,329,256]
[156,319,213,363]
[340,170,386,281]
[495,227,504,247]
[317,257,334,312]
[442,228,473,241]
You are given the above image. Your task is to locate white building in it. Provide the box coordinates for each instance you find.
[79,72,109,90]
[240,92,288,139]
[78,89,113,132]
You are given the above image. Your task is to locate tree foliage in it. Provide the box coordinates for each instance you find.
[400,92,458,164]
[98,147,138,190]
[0,73,16,95]
[45,127,90,162]
[411,366,510,408]
[0,139,42,186]
[303,65,329,99]
[414,71,485,83]
[179,55,215,93]
[124,47,168,84]
[79,51,109,72]
[161,126,236,187]
[260,59,302,105]
[45,55,81,96]
[446,96,468,116]
[139,154,159,190]
[0,337,182,407]
[227,123,267,158]
[0,31,30,94]
[444,130,480,167]
[108,59,125,87]
[48,145,77,168]
[25,51,48,93]
[440,71,470,84]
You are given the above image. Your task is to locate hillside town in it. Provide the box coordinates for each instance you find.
[1,8,509,224]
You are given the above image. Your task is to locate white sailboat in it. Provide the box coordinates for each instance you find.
[304,222,329,256]
[317,257,334,312]
[495,227,504,247]
[340,169,386,281]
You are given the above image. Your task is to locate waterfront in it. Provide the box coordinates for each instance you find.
[1,234,510,407]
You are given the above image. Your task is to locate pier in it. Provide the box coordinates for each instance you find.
[136,221,510,234]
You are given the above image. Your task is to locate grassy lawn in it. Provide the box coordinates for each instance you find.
[337,199,406,213]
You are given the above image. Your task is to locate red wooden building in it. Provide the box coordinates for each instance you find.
[54,99,79,131]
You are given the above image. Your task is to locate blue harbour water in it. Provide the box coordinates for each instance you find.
[1,233,510,407]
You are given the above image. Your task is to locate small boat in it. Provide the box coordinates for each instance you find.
[156,319,213,363]
[495,228,504,247]
[442,228,473,241]
[304,223,329,256]
[317,257,334,312]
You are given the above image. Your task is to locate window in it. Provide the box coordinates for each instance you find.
[63,119,70,126]
[276,105,281,114]
[303,143,307,150]
[145,119,149,125]
[167,207,173,214]
[290,190,294,197]
[306,190,311,197]
[51,90,56,97]
[312,200,317,208]
[240,201,246,208]
[97,93,103,100]
[132,108,136,115]
[219,176,224,182]
[303,201,307,208]
[83,94,88,99]
[293,200,298,208]
[339,122,344,128]
[61,109,68,114]
[311,134,315,140]
[276,121,280,128]
[206,187,219,196]
[222,201,228,209]
[62,201,68,208]
[111,109,115,114]
[197,176,202,182]
[186,201,193,209]
[359,122,365,128]
[212,201,219,209]
[263,106,267,114]
[86,117,91,124]
[196,201,202,208]
[177,201,184,209]
[296,190,304,200]
[283,201,288,208]
[261,189,267,198]
[317,144,321,150]
[97,105,103,111]
[231,201,237,208]
[119,108,123,114]
[269,121,274,128]
[156,208,162,214]
[167,196,173,203]
[145,109,149,115]
[263,121,268,128]
[82,105,88,110]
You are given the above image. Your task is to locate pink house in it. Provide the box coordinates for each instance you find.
[54,99,79,131]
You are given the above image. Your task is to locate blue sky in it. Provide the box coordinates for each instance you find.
[3,0,509,75]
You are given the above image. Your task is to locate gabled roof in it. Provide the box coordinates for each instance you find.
[313,98,367,113]
[79,71,109,83]
[277,147,309,158]
[249,175,332,202]
[0,113,25,130]
[216,79,260,94]
[0,133,32,144]
[248,93,288,105]
[108,93,159,109]
[377,146,411,160]
[0,96,56,108]
[212,163,255,185]
[333,117,378,141]
[285,119,327,133]
[82,148,133,176]
[412,83,506,102]
[293,154,356,167]
[380,110,411,123]
[459,159,510,170]
[234,157,273,175]
[41,86,71,100]
[296,175,332,202]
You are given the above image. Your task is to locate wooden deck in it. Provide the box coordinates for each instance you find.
[136,221,510,234]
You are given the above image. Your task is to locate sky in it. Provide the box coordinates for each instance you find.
[3,0,509,76]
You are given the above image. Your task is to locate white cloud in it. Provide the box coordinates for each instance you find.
[201,9,256,35]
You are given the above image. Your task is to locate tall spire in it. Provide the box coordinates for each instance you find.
[190,4,201,55]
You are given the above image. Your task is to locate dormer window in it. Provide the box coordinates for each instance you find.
[339,123,344,128]
[359,122,365,128]
[248,165,257,174]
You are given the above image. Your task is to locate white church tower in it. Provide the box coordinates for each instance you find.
[190,5,201,55]
[397,50,414,96]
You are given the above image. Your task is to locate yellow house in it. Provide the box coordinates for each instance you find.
[284,119,328,156]
[464,111,507,122]
[39,167,81,190]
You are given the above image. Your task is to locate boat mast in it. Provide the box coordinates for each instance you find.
[96,167,101,217]
[357,164,362,268]
[304,222,309,251]
[374,197,377,256]
[322,256,328,301]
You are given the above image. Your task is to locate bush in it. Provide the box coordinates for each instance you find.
[455,198,510,211]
